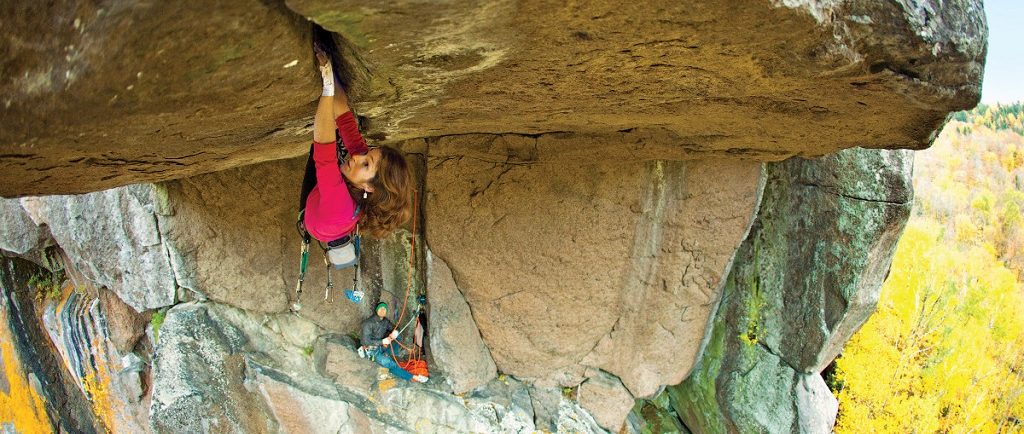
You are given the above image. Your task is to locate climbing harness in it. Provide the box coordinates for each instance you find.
[293,211,362,309]
[320,229,362,302]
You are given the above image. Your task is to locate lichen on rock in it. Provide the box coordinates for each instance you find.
[662,148,913,433]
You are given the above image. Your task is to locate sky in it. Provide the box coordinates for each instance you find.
[981,0,1023,104]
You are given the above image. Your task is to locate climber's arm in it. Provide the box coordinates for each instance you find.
[313,94,336,145]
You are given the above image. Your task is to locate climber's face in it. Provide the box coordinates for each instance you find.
[342,147,381,192]
[376,306,387,318]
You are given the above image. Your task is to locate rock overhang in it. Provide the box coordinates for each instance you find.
[0,2,988,430]
[0,0,985,197]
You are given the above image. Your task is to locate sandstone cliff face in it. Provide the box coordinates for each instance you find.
[1,0,984,196]
[0,1,986,433]
[427,152,763,396]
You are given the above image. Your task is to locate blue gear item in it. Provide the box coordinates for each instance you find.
[345,289,364,303]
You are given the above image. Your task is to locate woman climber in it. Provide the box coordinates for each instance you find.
[294,29,414,303]
[299,37,413,241]
[295,30,426,385]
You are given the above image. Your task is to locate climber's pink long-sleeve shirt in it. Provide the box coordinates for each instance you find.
[304,111,370,242]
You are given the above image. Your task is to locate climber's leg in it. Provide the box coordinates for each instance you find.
[374,348,413,381]
[298,144,316,211]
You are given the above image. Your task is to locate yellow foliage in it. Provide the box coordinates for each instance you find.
[835,218,1024,433]
[0,338,52,434]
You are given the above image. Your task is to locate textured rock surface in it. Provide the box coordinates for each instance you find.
[578,370,637,432]
[31,185,178,311]
[40,288,152,433]
[763,149,914,372]
[159,155,423,326]
[98,288,147,354]
[147,300,603,434]
[157,159,301,314]
[0,198,47,255]
[149,303,275,433]
[427,252,496,394]
[253,367,381,434]
[428,155,763,396]
[666,148,912,433]
[0,0,985,196]
[317,335,377,396]
[0,258,102,433]
[0,0,314,197]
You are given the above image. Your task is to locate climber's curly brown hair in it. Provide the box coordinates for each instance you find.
[353,146,414,238]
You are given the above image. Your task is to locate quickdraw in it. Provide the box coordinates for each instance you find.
[293,214,362,310]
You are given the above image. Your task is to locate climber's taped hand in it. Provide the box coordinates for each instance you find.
[382,337,391,346]
[389,330,399,340]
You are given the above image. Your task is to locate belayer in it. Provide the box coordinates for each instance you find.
[294,27,414,304]
[360,302,429,383]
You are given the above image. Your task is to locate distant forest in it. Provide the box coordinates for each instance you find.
[950,102,1024,135]
[833,103,1024,433]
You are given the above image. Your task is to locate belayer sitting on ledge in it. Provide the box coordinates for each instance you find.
[360,302,429,383]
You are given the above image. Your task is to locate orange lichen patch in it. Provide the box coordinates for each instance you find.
[82,338,115,433]
[0,337,53,434]
[51,282,75,317]
[377,377,397,394]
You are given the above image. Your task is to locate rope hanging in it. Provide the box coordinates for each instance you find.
[389,190,428,372]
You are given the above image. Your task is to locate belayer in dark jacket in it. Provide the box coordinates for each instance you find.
[360,302,428,383]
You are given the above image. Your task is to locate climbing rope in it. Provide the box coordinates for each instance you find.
[389,190,428,374]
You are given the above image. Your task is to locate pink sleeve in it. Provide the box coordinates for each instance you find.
[312,140,358,219]
[335,111,370,156]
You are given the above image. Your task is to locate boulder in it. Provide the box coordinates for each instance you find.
[378,386,525,433]
[426,252,496,394]
[157,159,301,314]
[667,148,913,433]
[578,371,636,433]
[796,374,839,434]
[427,156,763,396]
[0,198,47,256]
[149,303,275,433]
[463,376,537,434]
[252,367,382,434]
[32,184,177,311]
[763,149,915,372]
[317,335,376,397]
[528,386,564,433]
